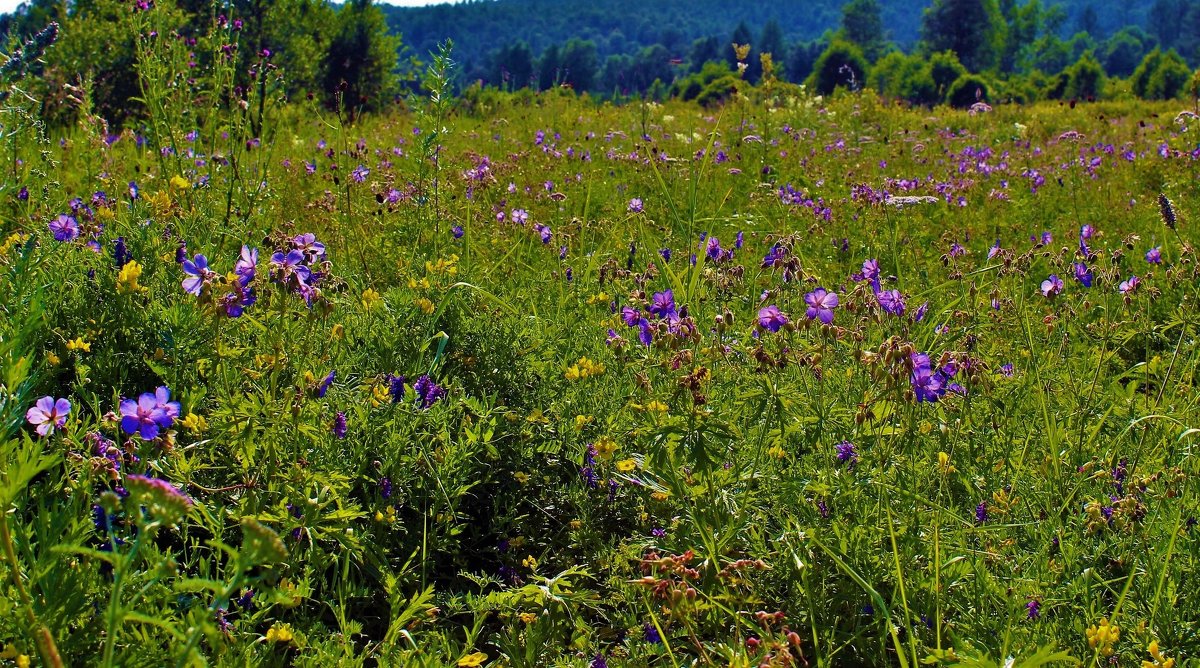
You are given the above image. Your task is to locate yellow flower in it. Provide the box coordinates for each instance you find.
[521,555,538,569]
[767,445,787,460]
[265,622,294,643]
[574,414,593,432]
[145,191,173,219]
[415,297,435,314]
[616,458,637,473]
[651,491,670,502]
[518,612,538,624]
[586,291,611,305]
[46,352,61,366]
[179,413,207,434]
[457,652,487,667]
[937,451,956,475]
[66,337,91,353]
[361,288,382,311]
[1143,640,1175,668]
[565,357,605,381]
[169,174,190,191]
[371,383,390,407]
[331,323,345,340]
[117,260,145,294]
[514,471,530,485]
[643,400,668,414]
[593,436,617,459]
[1086,618,1119,657]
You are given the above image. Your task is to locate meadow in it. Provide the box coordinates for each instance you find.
[1,34,1200,668]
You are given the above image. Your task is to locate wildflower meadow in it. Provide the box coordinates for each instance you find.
[2,16,1200,668]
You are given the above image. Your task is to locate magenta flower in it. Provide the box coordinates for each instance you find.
[877,289,906,316]
[758,305,789,332]
[804,288,839,324]
[26,396,70,436]
[120,386,180,440]
[234,245,258,285]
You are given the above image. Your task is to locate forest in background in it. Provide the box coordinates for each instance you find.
[1,0,1200,125]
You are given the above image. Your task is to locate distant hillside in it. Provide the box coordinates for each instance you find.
[383,0,1157,73]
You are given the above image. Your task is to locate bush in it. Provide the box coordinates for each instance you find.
[1131,48,1192,100]
[805,39,869,95]
[1062,51,1106,100]
[946,73,990,107]
[869,52,938,105]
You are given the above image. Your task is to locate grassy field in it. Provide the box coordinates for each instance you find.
[1,54,1200,667]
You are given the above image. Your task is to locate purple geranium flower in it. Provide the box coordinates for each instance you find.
[648,290,676,319]
[835,440,858,465]
[120,394,167,440]
[49,214,79,242]
[1145,247,1162,264]
[804,288,839,324]
[181,254,213,295]
[1073,263,1093,287]
[1040,274,1064,297]
[234,246,258,285]
[26,396,70,436]
[1119,276,1140,295]
[628,198,643,213]
[877,289,906,316]
[758,305,789,332]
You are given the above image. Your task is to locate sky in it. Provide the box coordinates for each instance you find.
[0,0,463,17]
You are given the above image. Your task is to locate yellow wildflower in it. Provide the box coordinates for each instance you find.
[1086,618,1119,657]
[574,414,593,431]
[1143,640,1175,668]
[767,445,788,460]
[519,612,538,624]
[179,413,207,434]
[457,652,487,667]
[521,555,538,569]
[408,277,431,290]
[46,352,60,366]
[371,383,390,407]
[565,357,605,381]
[616,458,637,473]
[145,191,173,219]
[331,323,345,340]
[169,174,190,191]
[361,288,382,311]
[415,297,435,314]
[586,291,611,305]
[16,655,29,668]
[937,451,956,475]
[651,491,670,502]
[265,622,294,643]
[514,471,530,485]
[593,435,617,459]
[117,260,145,294]
[643,400,668,414]
[66,337,91,353]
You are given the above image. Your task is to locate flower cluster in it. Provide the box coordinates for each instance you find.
[181,245,258,317]
[119,386,180,440]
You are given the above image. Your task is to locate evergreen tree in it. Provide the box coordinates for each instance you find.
[841,0,887,62]
[758,20,787,73]
[806,39,868,94]
[558,38,598,91]
[538,43,561,89]
[688,35,722,73]
[920,0,1004,72]
[323,0,401,113]
[490,41,534,89]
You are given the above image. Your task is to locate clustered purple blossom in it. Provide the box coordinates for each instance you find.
[268,233,330,305]
[180,245,259,317]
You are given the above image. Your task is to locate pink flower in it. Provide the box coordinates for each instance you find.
[26,396,71,436]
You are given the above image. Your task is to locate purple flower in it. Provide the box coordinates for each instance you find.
[452,225,464,239]
[877,289,906,316]
[332,412,347,438]
[235,246,258,285]
[26,396,70,436]
[49,214,79,242]
[120,390,175,440]
[628,198,643,213]
[181,254,213,295]
[388,374,406,403]
[987,239,1002,259]
[590,654,608,668]
[413,375,444,409]
[758,305,789,332]
[1073,263,1093,287]
[659,248,672,263]
[804,288,839,324]
[762,244,786,268]
[1080,224,1094,240]
[1119,276,1140,295]
[535,224,552,244]
[975,501,988,524]
[1026,599,1040,620]
[621,306,641,327]
[643,623,661,644]
[113,237,131,268]
[291,233,326,263]
[317,370,335,397]
[350,165,369,182]
[910,353,945,403]
[1040,274,1064,297]
[153,386,181,423]
[835,440,857,465]
[648,290,676,319]
[913,301,929,322]
[1145,247,1162,264]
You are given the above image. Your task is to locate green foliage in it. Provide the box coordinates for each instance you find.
[322,0,402,114]
[806,38,869,95]
[841,0,888,62]
[1061,50,1106,99]
[1132,47,1193,99]
[869,51,938,104]
[920,0,1004,72]
[945,72,991,105]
